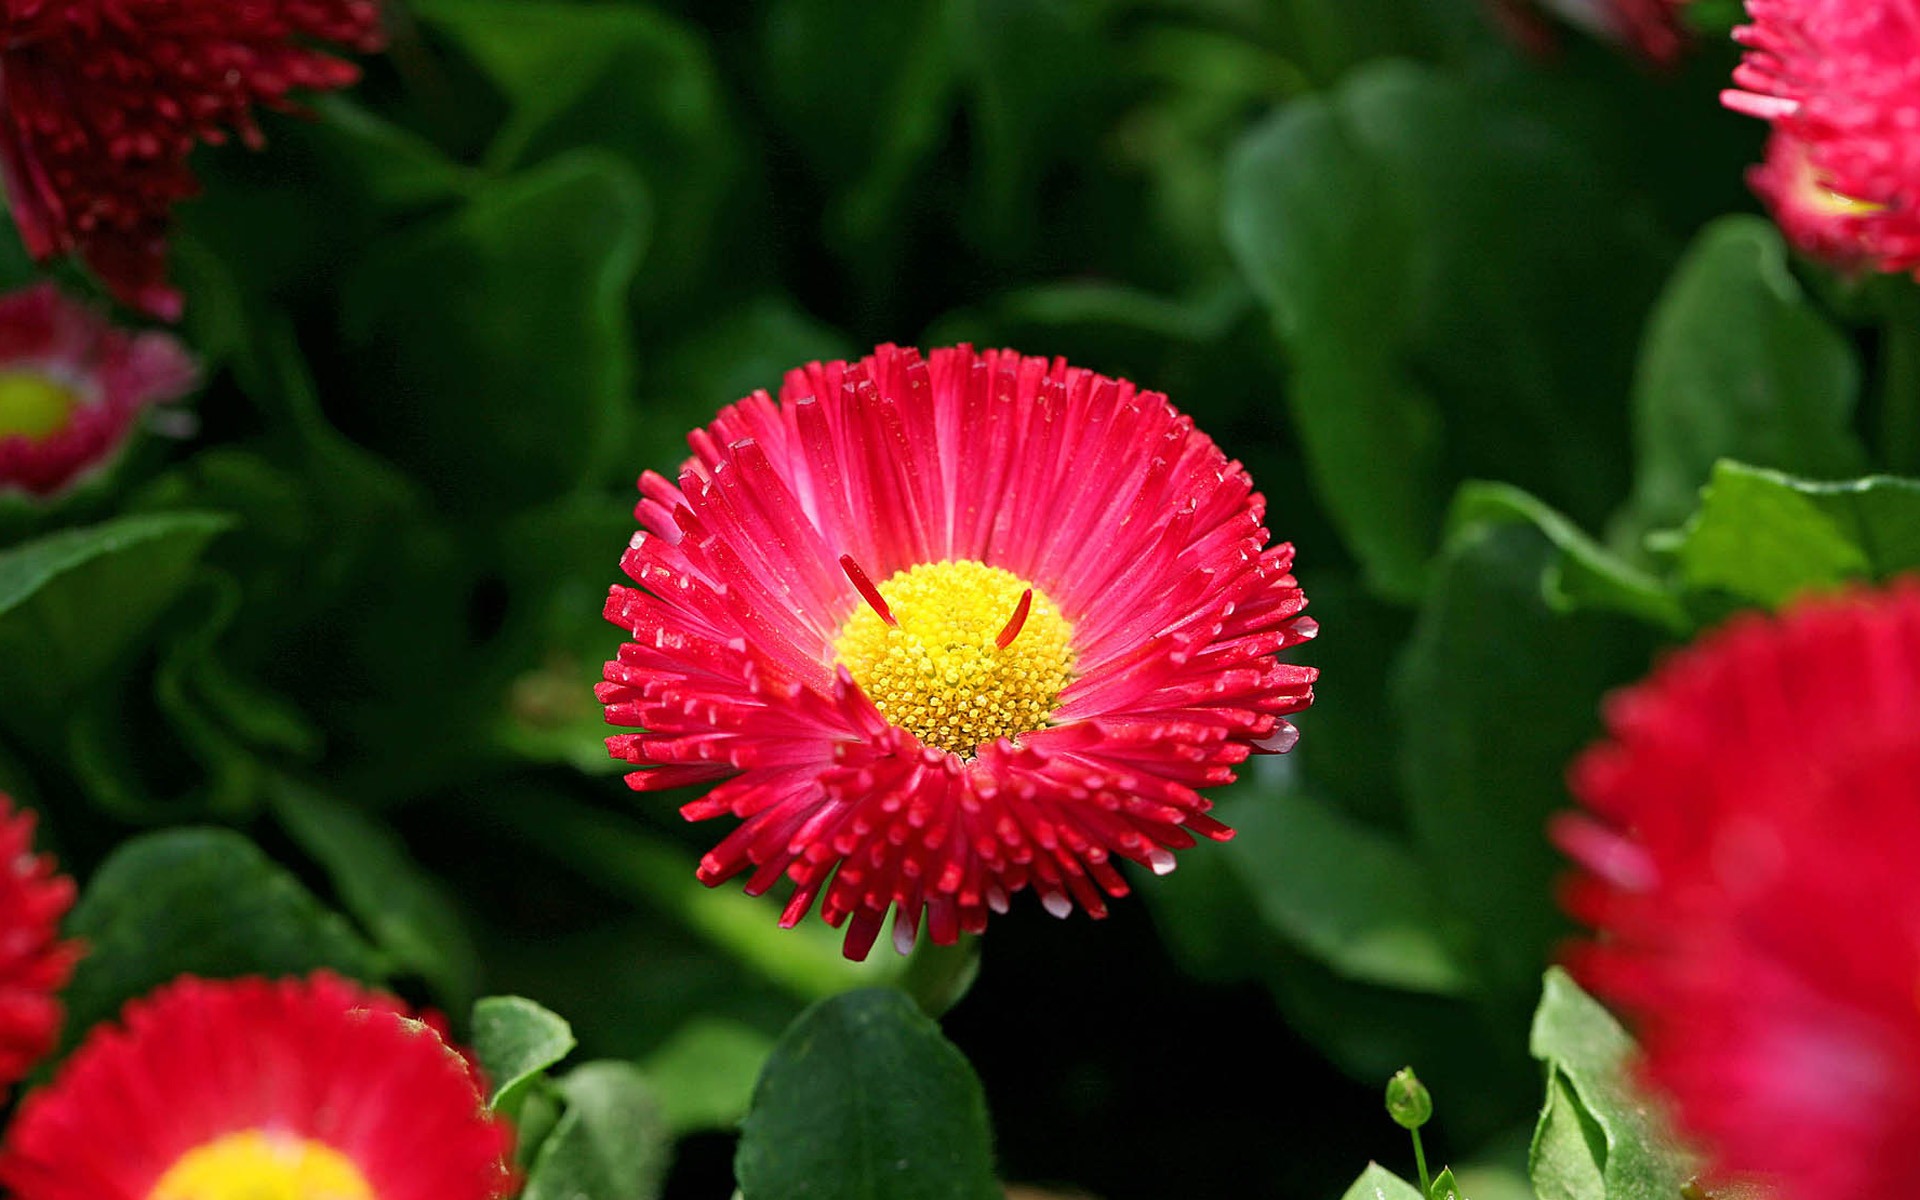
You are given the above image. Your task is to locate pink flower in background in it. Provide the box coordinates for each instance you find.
[0,284,196,496]
[0,0,385,319]
[1557,582,1920,1200]
[0,794,78,1096]
[599,345,1317,959]
[1723,1,1920,275]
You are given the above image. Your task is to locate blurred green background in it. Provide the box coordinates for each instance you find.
[10,0,1918,1195]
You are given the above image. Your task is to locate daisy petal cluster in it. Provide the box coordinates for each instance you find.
[0,794,78,1095]
[0,283,197,497]
[0,972,514,1200]
[599,344,1317,960]
[1723,1,1920,274]
[1557,582,1920,1200]
[0,0,386,319]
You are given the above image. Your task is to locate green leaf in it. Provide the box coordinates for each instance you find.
[1671,461,1920,607]
[1430,1166,1462,1200]
[0,512,231,723]
[1225,62,1663,598]
[1624,216,1865,535]
[1448,484,1689,634]
[267,779,480,1010]
[413,0,738,311]
[1395,522,1656,1004]
[1340,1163,1426,1200]
[340,151,647,513]
[1217,772,1470,995]
[1528,969,1694,1200]
[638,1018,777,1135]
[63,829,383,1051]
[522,1062,671,1200]
[472,995,577,1110]
[736,988,1000,1200]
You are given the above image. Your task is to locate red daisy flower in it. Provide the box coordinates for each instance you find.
[0,282,196,496]
[1485,0,1690,63]
[598,344,1317,960]
[1723,1,1920,276]
[0,793,78,1094]
[1556,581,1920,1200]
[0,0,385,319]
[1745,128,1893,273]
[0,972,514,1200]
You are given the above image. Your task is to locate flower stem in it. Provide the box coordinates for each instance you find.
[1410,1126,1431,1197]
[1879,282,1920,477]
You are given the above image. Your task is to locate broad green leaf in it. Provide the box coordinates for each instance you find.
[473,996,577,1110]
[341,151,646,513]
[522,1062,671,1200]
[1449,483,1688,634]
[1529,969,1693,1200]
[638,1018,776,1135]
[736,989,1000,1200]
[0,512,230,723]
[268,779,479,1009]
[413,0,738,311]
[1340,1163,1426,1200]
[1530,1072,1607,1200]
[1624,216,1864,535]
[62,829,383,1051]
[1225,63,1662,598]
[1217,772,1469,995]
[1671,461,1920,607]
[1395,523,1656,1003]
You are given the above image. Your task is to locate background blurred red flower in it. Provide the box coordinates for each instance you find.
[0,972,512,1200]
[0,794,76,1095]
[1723,0,1920,275]
[0,283,196,496]
[1557,581,1920,1200]
[0,0,385,318]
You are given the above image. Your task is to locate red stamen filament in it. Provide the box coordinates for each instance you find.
[995,588,1034,649]
[839,554,898,627]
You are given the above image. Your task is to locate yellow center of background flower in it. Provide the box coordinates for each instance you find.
[148,1130,375,1200]
[834,560,1074,756]
[0,372,79,442]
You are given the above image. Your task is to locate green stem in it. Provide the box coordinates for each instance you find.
[1410,1126,1432,1198]
[1879,284,1920,477]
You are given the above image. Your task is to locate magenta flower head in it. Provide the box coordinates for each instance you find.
[1723,1,1920,275]
[598,345,1318,959]
[0,0,385,319]
[0,283,197,498]
[1556,582,1920,1200]
[1487,0,1690,63]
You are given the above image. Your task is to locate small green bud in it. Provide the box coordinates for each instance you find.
[1428,1166,1461,1200]
[1386,1067,1433,1130]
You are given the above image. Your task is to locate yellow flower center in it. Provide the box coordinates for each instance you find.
[833,559,1074,757]
[0,371,79,441]
[148,1130,375,1200]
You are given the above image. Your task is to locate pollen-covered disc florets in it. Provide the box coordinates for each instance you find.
[1557,581,1920,1200]
[0,972,514,1200]
[599,344,1317,959]
[1722,1,1920,275]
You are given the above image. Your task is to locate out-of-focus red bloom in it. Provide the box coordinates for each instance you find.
[1557,581,1920,1200]
[1723,1,1920,276]
[0,794,77,1095]
[1486,0,1690,63]
[0,283,196,496]
[598,345,1317,960]
[0,0,385,319]
[0,972,514,1200]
